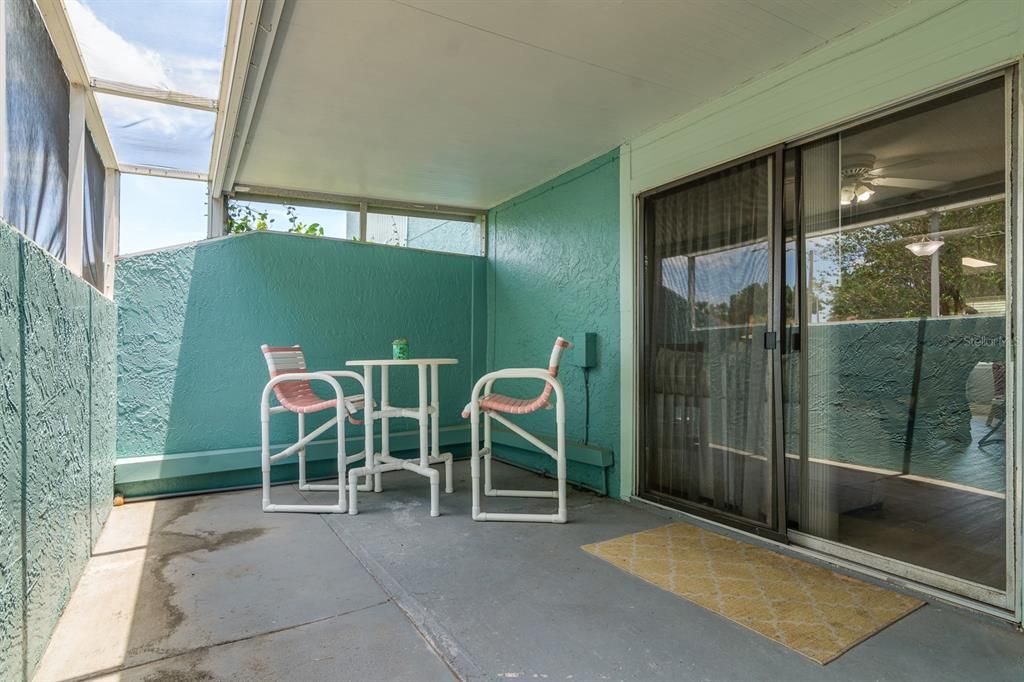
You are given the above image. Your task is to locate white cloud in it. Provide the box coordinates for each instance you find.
[65,0,221,97]
[65,0,173,89]
[66,0,221,171]
[166,55,223,99]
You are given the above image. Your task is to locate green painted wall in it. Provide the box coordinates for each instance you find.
[657,286,1006,491]
[0,222,24,682]
[0,220,118,680]
[804,317,1005,490]
[114,231,486,494]
[487,150,621,497]
[90,288,118,540]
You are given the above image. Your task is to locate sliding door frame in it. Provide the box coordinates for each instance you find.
[633,64,1019,618]
[636,145,788,541]
[785,65,1019,614]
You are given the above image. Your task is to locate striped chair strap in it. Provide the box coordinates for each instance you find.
[262,344,308,376]
[462,337,572,417]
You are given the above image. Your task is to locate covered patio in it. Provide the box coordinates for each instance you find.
[33,462,1024,681]
[3,1,1024,681]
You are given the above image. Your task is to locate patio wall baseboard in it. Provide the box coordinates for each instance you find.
[113,423,615,498]
[114,426,472,497]
[0,220,118,681]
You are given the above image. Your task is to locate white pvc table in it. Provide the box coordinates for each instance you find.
[345,358,458,517]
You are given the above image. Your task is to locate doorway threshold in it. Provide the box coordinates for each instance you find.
[628,494,1021,626]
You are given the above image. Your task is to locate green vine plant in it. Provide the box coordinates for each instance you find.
[284,205,324,236]
[226,203,272,233]
[225,201,323,236]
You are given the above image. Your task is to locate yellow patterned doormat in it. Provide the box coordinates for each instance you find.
[582,523,924,664]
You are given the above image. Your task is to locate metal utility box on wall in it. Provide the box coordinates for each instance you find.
[569,332,597,368]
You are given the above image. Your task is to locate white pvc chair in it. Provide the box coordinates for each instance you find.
[260,344,372,513]
[464,337,572,523]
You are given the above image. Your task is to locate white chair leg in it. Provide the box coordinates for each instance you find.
[261,411,271,511]
[429,467,440,517]
[297,412,307,489]
[336,403,347,512]
[444,453,453,494]
[471,409,482,520]
[483,412,494,496]
[555,410,567,524]
[348,467,361,515]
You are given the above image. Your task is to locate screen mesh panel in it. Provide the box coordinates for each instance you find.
[83,130,106,290]
[4,0,70,260]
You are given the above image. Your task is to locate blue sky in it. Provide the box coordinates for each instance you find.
[117,175,208,255]
[66,0,229,253]
[71,0,228,97]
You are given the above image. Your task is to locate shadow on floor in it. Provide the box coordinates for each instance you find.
[36,461,1024,681]
[34,485,452,681]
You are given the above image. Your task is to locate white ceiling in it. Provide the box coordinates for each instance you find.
[235,0,911,209]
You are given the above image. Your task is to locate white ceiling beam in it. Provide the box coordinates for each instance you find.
[119,164,208,182]
[218,0,285,195]
[34,0,118,170]
[232,183,486,217]
[209,0,260,233]
[90,78,218,112]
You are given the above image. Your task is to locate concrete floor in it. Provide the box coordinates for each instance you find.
[37,461,1024,681]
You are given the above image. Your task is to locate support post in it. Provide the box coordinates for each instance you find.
[66,84,86,275]
[208,191,225,238]
[102,168,119,297]
[930,213,940,317]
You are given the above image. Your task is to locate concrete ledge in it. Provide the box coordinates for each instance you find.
[114,425,473,485]
[114,423,615,498]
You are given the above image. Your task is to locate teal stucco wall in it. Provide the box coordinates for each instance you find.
[0,220,118,680]
[0,221,24,682]
[487,150,621,496]
[656,286,1006,492]
[114,231,487,494]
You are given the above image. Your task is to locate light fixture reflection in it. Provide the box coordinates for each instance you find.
[840,183,874,206]
[906,238,944,257]
[962,256,997,268]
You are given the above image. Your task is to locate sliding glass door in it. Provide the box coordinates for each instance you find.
[639,153,782,532]
[786,75,1014,605]
[638,70,1016,609]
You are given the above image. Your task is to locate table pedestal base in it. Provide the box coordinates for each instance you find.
[347,451,453,517]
